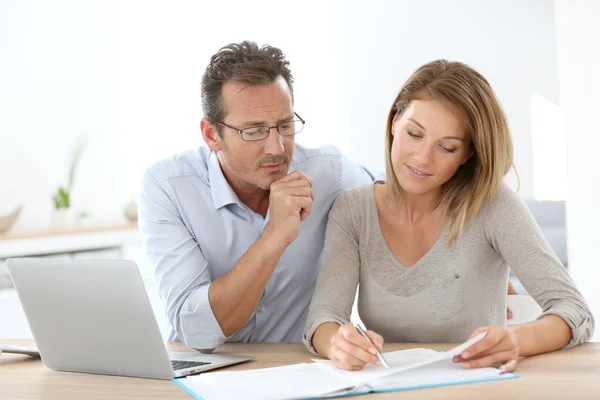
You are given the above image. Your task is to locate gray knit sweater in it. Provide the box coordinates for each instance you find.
[304,182,594,354]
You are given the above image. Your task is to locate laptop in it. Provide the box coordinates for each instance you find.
[6,258,253,380]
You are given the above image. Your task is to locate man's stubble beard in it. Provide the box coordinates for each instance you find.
[218,134,292,191]
[221,154,290,191]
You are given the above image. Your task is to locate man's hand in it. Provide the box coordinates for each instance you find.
[507,279,518,319]
[264,171,314,247]
[328,324,384,371]
[453,326,519,372]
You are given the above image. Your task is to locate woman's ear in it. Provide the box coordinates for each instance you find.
[461,149,474,166]
[390,113,400,136]
[459,136,475,165]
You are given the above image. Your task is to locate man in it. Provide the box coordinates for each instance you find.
[138,41,377,351]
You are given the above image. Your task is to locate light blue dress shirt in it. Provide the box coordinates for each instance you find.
[138,144,377,350]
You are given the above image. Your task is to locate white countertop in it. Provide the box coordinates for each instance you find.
[0,223,141,259]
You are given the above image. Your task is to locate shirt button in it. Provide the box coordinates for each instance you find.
[260,307,266,312]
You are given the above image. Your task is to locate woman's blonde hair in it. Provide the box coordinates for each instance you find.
[384,60,516,245]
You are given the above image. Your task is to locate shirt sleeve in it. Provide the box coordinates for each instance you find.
[483,186,595,348]
[138,169,227,351]
[303,191,360,355]
[339,152,383,191]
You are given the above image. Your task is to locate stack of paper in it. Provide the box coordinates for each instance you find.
[175,333,518,400]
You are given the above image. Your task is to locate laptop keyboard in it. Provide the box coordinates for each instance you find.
[171,360,211,371]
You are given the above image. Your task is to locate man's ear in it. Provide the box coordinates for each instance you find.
[201,118,222,152]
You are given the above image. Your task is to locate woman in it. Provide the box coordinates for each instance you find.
[303,60,594,373]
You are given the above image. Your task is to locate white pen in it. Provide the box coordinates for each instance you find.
[354,323,390,368]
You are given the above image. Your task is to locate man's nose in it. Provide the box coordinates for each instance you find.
[264,128,285,154]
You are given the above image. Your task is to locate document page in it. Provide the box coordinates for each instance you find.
[178,332,503,400]
[371,357,504,392]
[316,332,488,383]
[181,362,356,400]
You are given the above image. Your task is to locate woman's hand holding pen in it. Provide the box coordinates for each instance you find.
[327,323,385,371]
[453,326,519,373]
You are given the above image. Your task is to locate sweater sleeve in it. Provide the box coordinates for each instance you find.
[483,185,594,348]
[303,190,361,355]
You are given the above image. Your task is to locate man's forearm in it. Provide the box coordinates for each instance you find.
[208,231,287,337]
[509,314,572,357]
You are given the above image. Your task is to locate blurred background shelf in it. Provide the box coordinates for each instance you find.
[0,222,140,259]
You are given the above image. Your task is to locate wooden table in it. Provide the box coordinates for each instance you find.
[1,339,599,399]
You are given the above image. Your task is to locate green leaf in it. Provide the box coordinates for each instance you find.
[51,186,70,209]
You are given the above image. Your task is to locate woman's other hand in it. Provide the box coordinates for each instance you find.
[453,326,519,373]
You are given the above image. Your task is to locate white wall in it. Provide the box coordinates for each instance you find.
[555,0,600,340]
[337,0,559,197]
[1,0,557,232]
[1,1,120,228]
[0,0,346,231]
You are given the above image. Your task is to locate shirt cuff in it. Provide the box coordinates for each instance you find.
[537,306,595,349]
[178,283,228,351]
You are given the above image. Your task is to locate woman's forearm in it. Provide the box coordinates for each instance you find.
[312,322,341,358]
[509,314,572,356]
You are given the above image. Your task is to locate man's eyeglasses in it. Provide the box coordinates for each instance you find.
[213,112,305,142]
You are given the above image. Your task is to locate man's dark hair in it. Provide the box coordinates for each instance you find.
[201,41,294,134]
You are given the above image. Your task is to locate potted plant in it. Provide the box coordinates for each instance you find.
[51,137,87,228]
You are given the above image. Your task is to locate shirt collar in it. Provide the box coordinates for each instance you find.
[208,152,241,210]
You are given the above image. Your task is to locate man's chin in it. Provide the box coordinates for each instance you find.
[256,168,288,189]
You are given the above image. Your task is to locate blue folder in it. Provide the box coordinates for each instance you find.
[173,371,519,399]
